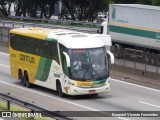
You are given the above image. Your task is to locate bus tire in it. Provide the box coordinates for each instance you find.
[56,81,64,97]
[24,72,31,88]
[19,70,25,86]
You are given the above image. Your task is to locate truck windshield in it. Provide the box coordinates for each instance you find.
[69,47,109,81]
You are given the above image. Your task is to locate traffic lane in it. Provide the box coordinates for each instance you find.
[0,80,158,120]
[1,64,160,113]
[60,78,160,111]
[110,79,160,109]
[0,82,122,120]
[0,58,160,112]
[0,52,10,66]
[0,52,160,119]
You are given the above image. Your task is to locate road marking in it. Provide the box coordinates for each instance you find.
[0,81,98,111]
[0,81,127,120]
[0,64,10,68]
[111,78,160,92]
[139,101,160,109]
[0,52,9,55]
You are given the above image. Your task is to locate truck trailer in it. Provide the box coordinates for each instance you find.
[99,4,160,66]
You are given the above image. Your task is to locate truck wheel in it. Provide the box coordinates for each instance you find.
[144,51,151,64]
[151,53,156,66]
[56,81,64,97]
[24,72,32,88]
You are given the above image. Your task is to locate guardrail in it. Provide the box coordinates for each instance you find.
[8,16,99,26]
[0,92,72,120]
[0,18,98,43]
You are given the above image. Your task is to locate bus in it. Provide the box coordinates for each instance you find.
[9,27,114,97]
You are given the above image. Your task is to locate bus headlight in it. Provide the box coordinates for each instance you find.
[69,81,76,86]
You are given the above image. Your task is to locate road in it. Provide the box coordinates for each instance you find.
[0,51,160,120]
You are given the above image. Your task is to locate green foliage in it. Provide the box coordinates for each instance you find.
[0,0,160,20]
[151,0,160,5]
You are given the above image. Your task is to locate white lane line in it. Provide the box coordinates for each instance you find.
[138,101,160,109]
[0,64,10,68]
[0,52,9,55]
[0,81,126,120]
[0,81,98,111]
[111,78,160,92]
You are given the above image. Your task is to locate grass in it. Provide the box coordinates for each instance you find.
[0,100,53,120]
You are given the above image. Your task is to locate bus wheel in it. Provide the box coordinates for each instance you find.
[151,53,156,66]
[24,72,31,88]
[19,70,25,86]
[56,81,64,97]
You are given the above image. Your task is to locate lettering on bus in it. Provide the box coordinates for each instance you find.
[19,54,35,64]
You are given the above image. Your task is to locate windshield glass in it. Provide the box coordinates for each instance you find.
[69,47,109,81]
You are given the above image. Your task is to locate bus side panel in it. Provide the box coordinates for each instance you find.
[9,47,41,83]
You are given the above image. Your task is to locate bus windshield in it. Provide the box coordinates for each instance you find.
[69,47,109,81]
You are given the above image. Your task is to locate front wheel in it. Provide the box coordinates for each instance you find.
[56,81,64,97]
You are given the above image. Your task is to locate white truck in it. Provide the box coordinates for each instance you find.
[99,4,160,66]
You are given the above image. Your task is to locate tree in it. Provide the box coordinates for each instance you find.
[40,0,58,18]
[0,0,15,17]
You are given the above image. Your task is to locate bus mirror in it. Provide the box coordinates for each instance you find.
[63,52,70,67]
[106,50,114,64]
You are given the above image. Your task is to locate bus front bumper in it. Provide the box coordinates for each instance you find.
[69,83,110,95]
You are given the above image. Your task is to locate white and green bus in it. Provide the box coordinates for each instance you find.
[9,27,114,97]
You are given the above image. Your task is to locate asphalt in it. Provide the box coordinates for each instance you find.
[1,42,160,90]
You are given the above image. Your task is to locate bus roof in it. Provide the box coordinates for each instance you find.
[10,27,106,49]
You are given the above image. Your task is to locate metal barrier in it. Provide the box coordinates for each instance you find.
[0,92,72,120]
[8,16,99,26]
[123,48,144,70]
[115,48,160,79]
[0,19,97,43]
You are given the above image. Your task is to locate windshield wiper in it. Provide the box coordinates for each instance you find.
[82,63,92,80]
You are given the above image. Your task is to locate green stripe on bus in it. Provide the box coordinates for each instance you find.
[109,25,160,40]
[45,38,57,43]
[35,57,52,82]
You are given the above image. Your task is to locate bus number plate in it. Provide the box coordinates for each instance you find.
[89,90,96,93]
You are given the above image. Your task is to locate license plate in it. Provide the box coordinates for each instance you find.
[89,90,96,93]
